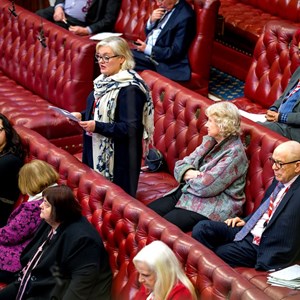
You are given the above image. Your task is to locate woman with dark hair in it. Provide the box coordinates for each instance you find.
[0,185,112,300]
[0,113,25,226]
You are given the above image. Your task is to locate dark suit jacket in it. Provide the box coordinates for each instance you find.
[266,66,300,142]
[17,217,112,300]
[245,176,300,270]
[146,0,196,81]
[55,0,121,33]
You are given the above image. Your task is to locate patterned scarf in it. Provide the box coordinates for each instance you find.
[92,69,154,181]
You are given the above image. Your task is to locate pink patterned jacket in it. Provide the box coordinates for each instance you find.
[0,198,42,272]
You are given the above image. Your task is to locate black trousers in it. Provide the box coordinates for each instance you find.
[36,6,87,30]
[148,188,208,232]
[132,50,157,72]
[192,220,259,268]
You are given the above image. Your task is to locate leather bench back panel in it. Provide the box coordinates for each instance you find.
[0,0,95,112]
[240,0,300,22]
[15,124,270,300]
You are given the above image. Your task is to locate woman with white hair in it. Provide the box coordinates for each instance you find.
[72,36,154,197]
[148,101,248,232]
[133,240,197,300]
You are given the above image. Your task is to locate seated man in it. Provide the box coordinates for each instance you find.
[132,0,196,81]
[36,0,121,36]
[192,140,300,271]
[258,29,300,142]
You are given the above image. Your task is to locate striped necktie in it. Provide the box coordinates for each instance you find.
[234,182,284,242]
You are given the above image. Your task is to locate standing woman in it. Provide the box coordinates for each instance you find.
[0,159,59,283]
[72,36,154,197]
[0,114,25,226]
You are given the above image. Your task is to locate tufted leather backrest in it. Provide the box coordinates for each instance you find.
[240,0,300,22]
[242,21,300,109]
[0,0,95,112]
[115,0,220,95]
[14,124,271,299]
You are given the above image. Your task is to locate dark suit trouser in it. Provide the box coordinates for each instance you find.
[36,7,87,29]
[148,188,208,232]
[132,50,157,72]
[192,220,259,268]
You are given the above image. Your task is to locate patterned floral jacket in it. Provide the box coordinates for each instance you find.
[174,135,248,221]
[0,197,42,272]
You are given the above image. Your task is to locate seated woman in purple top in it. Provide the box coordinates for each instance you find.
[0,159,59,283]
[148,102,249,232]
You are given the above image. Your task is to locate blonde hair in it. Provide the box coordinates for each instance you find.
[18,159,59,196]
[133,241,197,300]
[206,101,241,138]
[96,36,135,70]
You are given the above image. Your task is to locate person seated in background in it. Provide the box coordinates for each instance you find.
[192,140,300,271]
[71,36,154,198]
[0,159,59,284]
[258,29,300,142]
[132,0,196,82]
[36,0,121,36]
[133,240,197,300]
[0,114,25,227]
[148,102,248,232]
[0,185,112,300]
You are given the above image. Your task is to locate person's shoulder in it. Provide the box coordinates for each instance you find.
[168,281,193,299]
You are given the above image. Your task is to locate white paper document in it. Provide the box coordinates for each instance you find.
[267,264,300,289]
[239,109,266,123]
[90,32,122,41]
[49,106,79,122]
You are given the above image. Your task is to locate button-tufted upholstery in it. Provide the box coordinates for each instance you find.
[115,0,220,96]
[212,0,300,80]
[0,125,275,299]
[231,21,300,113]
[0,0,95,152]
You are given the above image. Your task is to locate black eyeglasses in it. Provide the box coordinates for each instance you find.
[95,54,119,63]
[268,157,300,169]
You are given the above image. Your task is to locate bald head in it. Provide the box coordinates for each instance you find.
[274,141,300,161]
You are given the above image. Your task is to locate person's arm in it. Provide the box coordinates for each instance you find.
[174,136,216,183]
[87,0,122,34]
[183,148,247,197]
[58,236,111,300]
[0,201,42,244]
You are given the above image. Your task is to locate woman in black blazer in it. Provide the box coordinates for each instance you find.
[0,185,112,300]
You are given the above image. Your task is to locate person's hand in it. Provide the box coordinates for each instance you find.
[79,120,96,133]
[71,112,82,121]
[224,217,245,227]
[183,169,200,181]
[134,39,146,52]
[150,8,167,23]
[53,6,65,22]
[265,110,279,122]
[69,26,89,36]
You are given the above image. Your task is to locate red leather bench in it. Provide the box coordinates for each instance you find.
[212,0,300,80]
[0,125,272,300]
[114,0,220,96]
[231,21,300,113]
[0,0,95,153]
[137,70,300,299]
